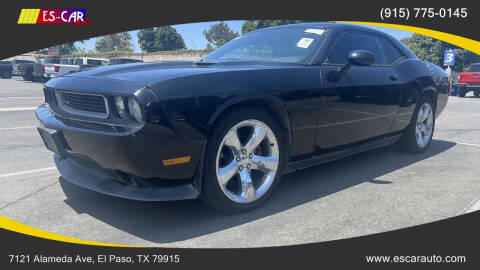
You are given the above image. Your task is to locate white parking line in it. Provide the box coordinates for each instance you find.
[0,126,37,131]
[0,167,57,179]
[463,197,480,213]
[455,142,480,147]
[2,96,43,99]
[0,107,37,112]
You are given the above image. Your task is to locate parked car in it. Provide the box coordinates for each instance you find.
[32,59,45,82]
[36,23,448,213]
[23,62,37,81]
[44,57,109,79]
[109,58,144,65]
[11,59,35,79]
[43,58,75,79]
[35,58,60,82]
[458,63,480,97]
[0,60,13,79]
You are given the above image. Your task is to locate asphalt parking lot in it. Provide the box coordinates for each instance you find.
[0,77,479,248]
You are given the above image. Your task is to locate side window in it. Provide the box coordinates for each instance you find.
[73,58,83,65]
[87,59,102,66]
[327,33,386,65]
[378,37,404,64]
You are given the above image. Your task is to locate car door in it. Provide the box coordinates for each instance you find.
[315,32,402,150]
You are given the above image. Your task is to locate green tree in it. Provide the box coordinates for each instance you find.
[155,26,186,51]
[48,39,88,55]
[241,20,303,34]
[203,21,239,48]
[137,26,186,52]
[401,34,480,71]
[137,27,157,52]
[49,42,78,55]
[95,32,133,53]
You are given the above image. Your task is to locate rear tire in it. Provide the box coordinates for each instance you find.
[200,107,286,214]
[474,90,480,98]
[397,96,435,153]
[458,87,466,97]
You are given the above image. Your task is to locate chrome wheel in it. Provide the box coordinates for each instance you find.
[216,119,279,203]
[415,102,434,148]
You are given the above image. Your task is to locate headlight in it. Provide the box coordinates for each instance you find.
[128,98,143,122]
[114,96,126,118]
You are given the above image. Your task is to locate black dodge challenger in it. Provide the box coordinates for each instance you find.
[36,23,449,213]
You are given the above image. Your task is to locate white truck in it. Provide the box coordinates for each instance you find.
[44,57,109,79]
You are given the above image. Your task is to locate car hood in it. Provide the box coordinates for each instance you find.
[45,60,302,94]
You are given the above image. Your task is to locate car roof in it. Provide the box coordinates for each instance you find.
[254,22,388,36]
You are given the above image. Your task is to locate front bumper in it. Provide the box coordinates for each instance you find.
[36,104,205,201]
[54,154,199,201]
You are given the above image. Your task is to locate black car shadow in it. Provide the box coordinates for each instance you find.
[60,139,455,244]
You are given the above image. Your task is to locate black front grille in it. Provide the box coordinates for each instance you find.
[60,92,107,115]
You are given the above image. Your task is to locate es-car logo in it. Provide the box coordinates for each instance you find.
[17,9,91,25]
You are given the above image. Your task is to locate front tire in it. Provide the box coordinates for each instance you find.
[474,90,480,98]
[200,108,286,213]
[458,87,467,97]
[397,96,435,153]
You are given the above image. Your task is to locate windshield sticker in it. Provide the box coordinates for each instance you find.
[296,37,314,48]
[305,29,325,36]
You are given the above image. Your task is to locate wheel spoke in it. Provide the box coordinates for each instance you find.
[239,168,255,202]
[420,124,429,134]
[417,130,423,146]
[218,160,238,186]
[245,123,268,154]
[423,134,431,145]
[224,129,242,155]
[417,107,424,123]
[421,106,431,122]
[251,155,278,172]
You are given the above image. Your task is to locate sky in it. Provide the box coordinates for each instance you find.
[75,21,412,53]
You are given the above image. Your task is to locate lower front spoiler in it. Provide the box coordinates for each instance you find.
[55,154,200,201]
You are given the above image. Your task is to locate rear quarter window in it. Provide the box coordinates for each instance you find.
[327,32,387,65]
[378,37,404,64]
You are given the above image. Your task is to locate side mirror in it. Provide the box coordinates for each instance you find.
[347,50,375,66]
[328,50,375,82]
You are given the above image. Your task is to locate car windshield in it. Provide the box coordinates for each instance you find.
[203,26,327,64]
[470,64,480,72]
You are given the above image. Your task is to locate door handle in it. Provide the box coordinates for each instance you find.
[389,74,398,81]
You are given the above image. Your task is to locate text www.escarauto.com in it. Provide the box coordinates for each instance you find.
[365,255,467,264]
